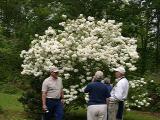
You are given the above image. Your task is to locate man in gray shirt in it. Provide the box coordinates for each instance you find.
[42,66,64,120]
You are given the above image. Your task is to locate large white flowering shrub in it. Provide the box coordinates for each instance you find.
[20,15,139,105]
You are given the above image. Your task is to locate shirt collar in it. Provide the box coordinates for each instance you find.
[115,76,125,82]
[50,76,58,81]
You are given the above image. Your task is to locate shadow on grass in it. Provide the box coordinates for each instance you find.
[64,112,87,120]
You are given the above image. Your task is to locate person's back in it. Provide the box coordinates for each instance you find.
[84,71,111,120]
[85,81,110,105]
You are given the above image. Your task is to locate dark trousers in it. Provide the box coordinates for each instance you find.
[44,98,64,120]
[116,101,124,120]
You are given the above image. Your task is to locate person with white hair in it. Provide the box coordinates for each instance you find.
[84,71,111,120]
[104,77,112,92]
[108,66,129,120]
[41,66,64,120]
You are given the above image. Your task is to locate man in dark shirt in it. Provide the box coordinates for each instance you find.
[84,71,111,120]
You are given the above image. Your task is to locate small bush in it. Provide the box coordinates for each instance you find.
[18,77,43,120]
[0,83,19,94]
[147,81,160,112]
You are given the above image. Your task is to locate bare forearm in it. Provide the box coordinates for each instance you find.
[61,89,64,99]
[42,93,47,106]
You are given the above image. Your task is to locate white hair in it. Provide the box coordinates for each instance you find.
[94,71,104,80]
[104,77,110,84]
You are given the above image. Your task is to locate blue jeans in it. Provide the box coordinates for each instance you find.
[44,98,64,120]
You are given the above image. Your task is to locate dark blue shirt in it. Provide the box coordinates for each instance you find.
[84,81,111,106]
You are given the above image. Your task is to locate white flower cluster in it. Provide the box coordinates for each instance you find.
[85,93,89,102]
[129,78,147,88]
[112,0,131,4]
[63,85,79,104]
[20,15,139,103]
[127,78,152,109]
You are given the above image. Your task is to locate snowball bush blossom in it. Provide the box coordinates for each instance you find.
[20,15,139,104]
[126,78,152,110]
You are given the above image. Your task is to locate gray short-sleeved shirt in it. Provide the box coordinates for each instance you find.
[42,76,63,99]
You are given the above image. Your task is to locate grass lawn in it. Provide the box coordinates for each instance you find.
[0,110,27,120]
[0,93,23,111]
[124,111,160,120]
[67,108,160,120]
[0,92,159,120]
[0,92,27,120]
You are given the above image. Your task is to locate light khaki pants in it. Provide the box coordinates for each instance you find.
[87,104,107,120]
[108,101,119,120]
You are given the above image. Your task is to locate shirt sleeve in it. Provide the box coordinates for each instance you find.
[42,80,48,92]
[84,84,92,93]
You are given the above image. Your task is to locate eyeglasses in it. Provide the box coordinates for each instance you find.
[53,72,59,74]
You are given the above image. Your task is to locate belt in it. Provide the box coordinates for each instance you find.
[46,98,60,100]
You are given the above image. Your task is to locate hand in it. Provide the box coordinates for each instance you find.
[106,98,110,105]
[109,97,116,102]
[61,99,65,104]
[42,105,47,111]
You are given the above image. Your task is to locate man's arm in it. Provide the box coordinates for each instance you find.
[60,78,64,104]
[60,89,65,105]
[61,89,64,99]
[42,80,48,111]
[42,91,47,111]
